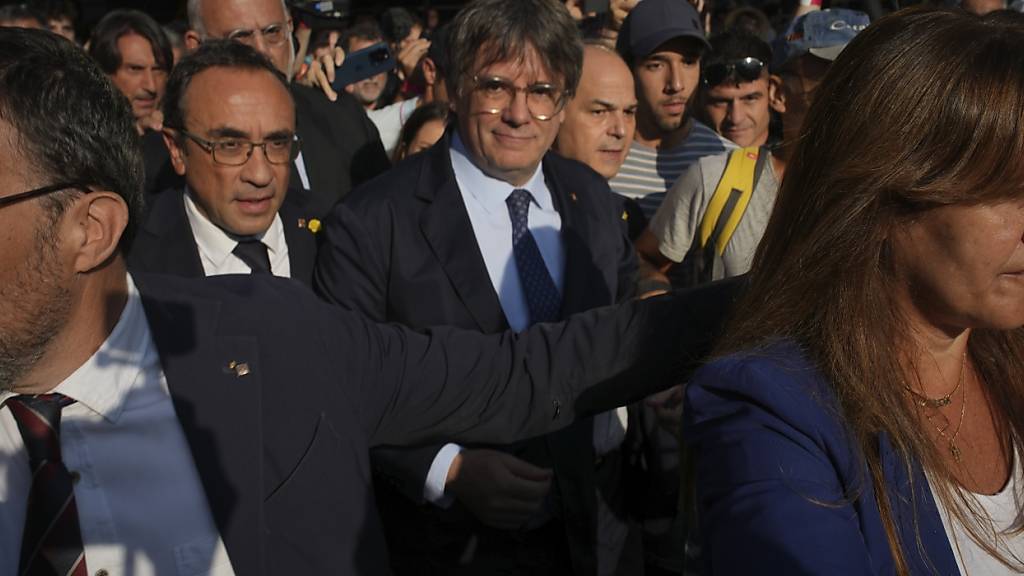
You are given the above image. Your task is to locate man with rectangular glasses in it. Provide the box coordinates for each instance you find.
[128,41,320,286]
[184,0,391,218]
[314,0,638,573]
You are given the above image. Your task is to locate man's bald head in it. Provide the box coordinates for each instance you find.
[185,0,295,80]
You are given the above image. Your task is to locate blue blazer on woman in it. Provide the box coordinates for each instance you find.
[683,340,962,575]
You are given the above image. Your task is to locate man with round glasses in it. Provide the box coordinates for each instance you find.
[128,41,320,286]
[315,0,637,573]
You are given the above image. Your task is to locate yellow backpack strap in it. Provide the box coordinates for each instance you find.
[697,146,763,255]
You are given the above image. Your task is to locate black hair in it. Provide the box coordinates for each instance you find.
[88,9,173,75]
[0,27,143,252]
[395,101,450,161]
[340,20,383,53]
[0,3,45,27]
[381,7,418,44]
[447,0,583,98]
[162,39,291,133]
[32,0,77,22]
[705,28,773,74]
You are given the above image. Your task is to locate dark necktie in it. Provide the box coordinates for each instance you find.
[505,188,562,324]
[4,393,88,576]
[232,239,272,274]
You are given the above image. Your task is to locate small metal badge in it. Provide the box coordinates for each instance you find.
[570,192,578,202]
[226,360,251,377]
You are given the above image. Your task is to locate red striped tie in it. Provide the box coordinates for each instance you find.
[4,393,88,576]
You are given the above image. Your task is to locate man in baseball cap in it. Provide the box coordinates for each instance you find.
[610,0,734,222]
[773,9,868,153]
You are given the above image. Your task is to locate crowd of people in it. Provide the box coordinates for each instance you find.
[1,0,1024,575]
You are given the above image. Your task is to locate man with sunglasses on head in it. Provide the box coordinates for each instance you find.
[609,0,734,222]
[635,10,868,290]
[128,41,320,286]
[314,0,637,573]
[183,0,391,218]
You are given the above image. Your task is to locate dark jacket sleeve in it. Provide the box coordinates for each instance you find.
[313,200,391,320]
[308,289,685,449]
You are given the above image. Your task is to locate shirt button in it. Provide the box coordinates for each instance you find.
[96,570,109,576]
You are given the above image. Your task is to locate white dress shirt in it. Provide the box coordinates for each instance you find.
[183,190,291,278]
[0,275,235,576]
[423,134,626,505]
[293,152,311,191]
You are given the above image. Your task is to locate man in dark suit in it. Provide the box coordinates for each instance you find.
[183,0,391,218]
[128,42,319,286]
[0,28,707,576]
[314,1,636,573]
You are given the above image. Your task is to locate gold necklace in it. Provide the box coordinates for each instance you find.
[923,374,967,463]
[905,352,966,408]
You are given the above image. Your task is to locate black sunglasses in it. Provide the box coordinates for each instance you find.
[703,57,766,87]
[0,182,87,210]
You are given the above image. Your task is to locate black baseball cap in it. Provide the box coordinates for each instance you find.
[616,0,710,61]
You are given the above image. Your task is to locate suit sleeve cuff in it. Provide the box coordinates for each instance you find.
[423,443,464,507]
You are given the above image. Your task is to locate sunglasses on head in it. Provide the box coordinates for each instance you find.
[703,57,766,87]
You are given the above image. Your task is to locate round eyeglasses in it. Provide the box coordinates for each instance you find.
[469,75,568,121]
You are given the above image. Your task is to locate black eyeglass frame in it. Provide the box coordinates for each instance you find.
[703,57,767,88]
[174,129,302,166]
[0,182,88,210]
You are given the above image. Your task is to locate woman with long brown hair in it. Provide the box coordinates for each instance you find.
[683,7,1024,574]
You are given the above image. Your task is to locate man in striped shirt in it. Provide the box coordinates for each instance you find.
[610,0,733,220]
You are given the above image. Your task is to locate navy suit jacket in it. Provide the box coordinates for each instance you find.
[132,270,692,575]
[313,131,637,573]
[684,340,961,575]
[127,187,319,287]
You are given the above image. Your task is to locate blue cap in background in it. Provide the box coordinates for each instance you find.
[773,9,870,70]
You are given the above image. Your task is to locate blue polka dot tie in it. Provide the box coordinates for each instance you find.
[506,189,562,324]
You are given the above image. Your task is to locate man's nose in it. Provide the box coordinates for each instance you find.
[240,144,276,187]
[502,90,532,126]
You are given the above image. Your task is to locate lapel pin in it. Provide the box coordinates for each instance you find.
[621,210,629,221]
[298,218,306,228]
[226,360,251,377]
[570,192,578,202]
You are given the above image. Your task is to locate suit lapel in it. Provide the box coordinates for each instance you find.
[279,191,317,287]
[136,190,205,278]
[878,432,960,574]
[138,279,264,576]
[545,158,596,316]
[417,139,508,332]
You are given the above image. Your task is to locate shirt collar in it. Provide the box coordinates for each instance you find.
[0,274,154,424]
[449,132,553,215]
[183,188,286,268]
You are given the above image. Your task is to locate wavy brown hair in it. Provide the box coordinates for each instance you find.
[717,6,1024,573]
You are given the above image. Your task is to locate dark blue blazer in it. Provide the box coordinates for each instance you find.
[133,271,689,575]
[128,187,320,287]
[314,131,637,572]
[683,341,961,575]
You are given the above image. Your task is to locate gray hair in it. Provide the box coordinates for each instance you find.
[446,0,583,98]
[186,0,290,38]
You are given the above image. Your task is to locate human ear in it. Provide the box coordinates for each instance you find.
[769,74,786,114]
[163,129,188,177]
[68,191,129,273]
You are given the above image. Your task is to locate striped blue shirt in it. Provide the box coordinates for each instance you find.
[609,120,735,219]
